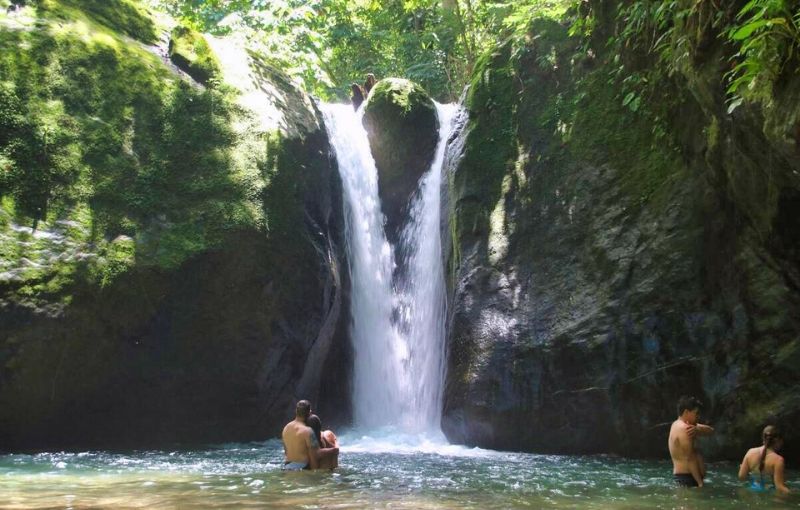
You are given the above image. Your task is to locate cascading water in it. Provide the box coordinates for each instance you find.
[321,102,460,435]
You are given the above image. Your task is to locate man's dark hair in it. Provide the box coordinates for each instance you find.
[296,400,311,419]
[676,395,702,416]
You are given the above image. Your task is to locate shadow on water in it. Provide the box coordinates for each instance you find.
[0,439,797,509]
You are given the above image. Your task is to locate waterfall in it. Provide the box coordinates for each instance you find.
[321,102,460,434]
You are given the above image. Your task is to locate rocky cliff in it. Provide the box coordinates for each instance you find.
[0,0,350,451]
[443,2,800,460]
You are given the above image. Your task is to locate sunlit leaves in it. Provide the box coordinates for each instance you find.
[725,0,800,107]
[149,0,579,100]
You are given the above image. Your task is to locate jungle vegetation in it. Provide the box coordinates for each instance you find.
[1,0,798,267]
[148,0,800,105]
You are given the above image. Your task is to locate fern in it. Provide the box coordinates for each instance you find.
[726,0,800,108]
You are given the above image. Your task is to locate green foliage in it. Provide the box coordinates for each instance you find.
[497,0,573,38]
[168,24,221,84]
[92,236,136,287]
[147,0,575,101]
[572,0,800,113]
[726,0,800,108]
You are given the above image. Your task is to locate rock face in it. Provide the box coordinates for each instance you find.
[168,25,220,85]
[0,2,350,451]
[443,15,800,460]
[362,78,439,240]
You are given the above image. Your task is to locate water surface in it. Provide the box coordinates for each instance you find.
[2,432,796,509]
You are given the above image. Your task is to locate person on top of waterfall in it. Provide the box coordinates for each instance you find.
[350,83,365,110]
[281,400,339,471]
[668,395,715,487]
[307,414,340,469]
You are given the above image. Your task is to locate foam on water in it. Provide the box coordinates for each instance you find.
[3,444,796,509]
[337,427,493,458]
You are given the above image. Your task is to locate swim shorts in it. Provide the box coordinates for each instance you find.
[282,461,308,471]
[674,473,699,487]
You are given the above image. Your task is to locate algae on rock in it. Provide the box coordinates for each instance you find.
[362,78,439,240]
[443,8,800,460]
[168,24,220,85]
[0,0,350,451]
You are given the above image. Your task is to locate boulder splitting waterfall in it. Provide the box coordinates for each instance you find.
[321,103,459,433]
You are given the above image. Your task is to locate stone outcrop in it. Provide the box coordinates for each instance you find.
[168,24,220,85]
[443,15,800,460]
[0,2,350,451]
[362,78,439,241]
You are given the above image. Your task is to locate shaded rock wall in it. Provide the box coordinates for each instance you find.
[443,12,800,461]
[0,1,350,451]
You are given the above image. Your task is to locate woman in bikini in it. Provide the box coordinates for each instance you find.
[738,425,790,494]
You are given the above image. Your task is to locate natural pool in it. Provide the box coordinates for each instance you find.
[1,431,797,509]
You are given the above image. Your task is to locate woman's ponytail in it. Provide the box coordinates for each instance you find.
[760,425,780,473]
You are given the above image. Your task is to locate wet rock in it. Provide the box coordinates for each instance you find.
[362,78,439,241]
[443,17,800,460]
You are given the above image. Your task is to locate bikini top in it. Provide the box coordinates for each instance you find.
[749,472,775,492]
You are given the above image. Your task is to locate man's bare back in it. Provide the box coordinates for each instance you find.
[668,397,714,488]
[282,401,319,470]
[669,419,703,486]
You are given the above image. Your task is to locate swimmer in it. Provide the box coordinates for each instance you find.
[738,425,790,494]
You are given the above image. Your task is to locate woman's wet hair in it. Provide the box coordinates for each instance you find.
[306,414,323,446]
[760,425,782,472]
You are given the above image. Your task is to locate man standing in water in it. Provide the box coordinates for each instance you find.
[281,400,339,471]
[282,400,319,470]
[669,395,715,487]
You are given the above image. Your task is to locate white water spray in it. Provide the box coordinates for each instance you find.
[321,102,459,435]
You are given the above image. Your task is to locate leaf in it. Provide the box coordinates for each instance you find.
[727,97,744,114]
[737,0,762,19]
[629,95,641,112]
[622,91,636,106]
[731,19,769,40]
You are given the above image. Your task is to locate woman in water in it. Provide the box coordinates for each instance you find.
[738,425,790,493]
[306,414,339,469]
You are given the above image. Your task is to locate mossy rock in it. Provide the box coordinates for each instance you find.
[37,0,158,44]
[168,25,220,85]
[362,78,439,238]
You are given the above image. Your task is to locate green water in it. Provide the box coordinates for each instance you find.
[1,434,797,509]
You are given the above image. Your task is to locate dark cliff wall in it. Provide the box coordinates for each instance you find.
[0,1,350,451]
[443,2,800,460]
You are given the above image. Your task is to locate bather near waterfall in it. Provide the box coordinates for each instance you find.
[281,400,340,471]
[307,414,340,470]
[669,396,715,487]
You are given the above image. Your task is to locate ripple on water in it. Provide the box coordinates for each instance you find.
[1,442,798,509]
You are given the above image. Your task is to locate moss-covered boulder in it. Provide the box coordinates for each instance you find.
[0,1,350,451]
[362,78,439,239]
[37,0,158,44]
[168,25,220,85]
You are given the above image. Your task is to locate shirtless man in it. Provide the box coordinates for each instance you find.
[281,400,339,471]
[668,395,715,487]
